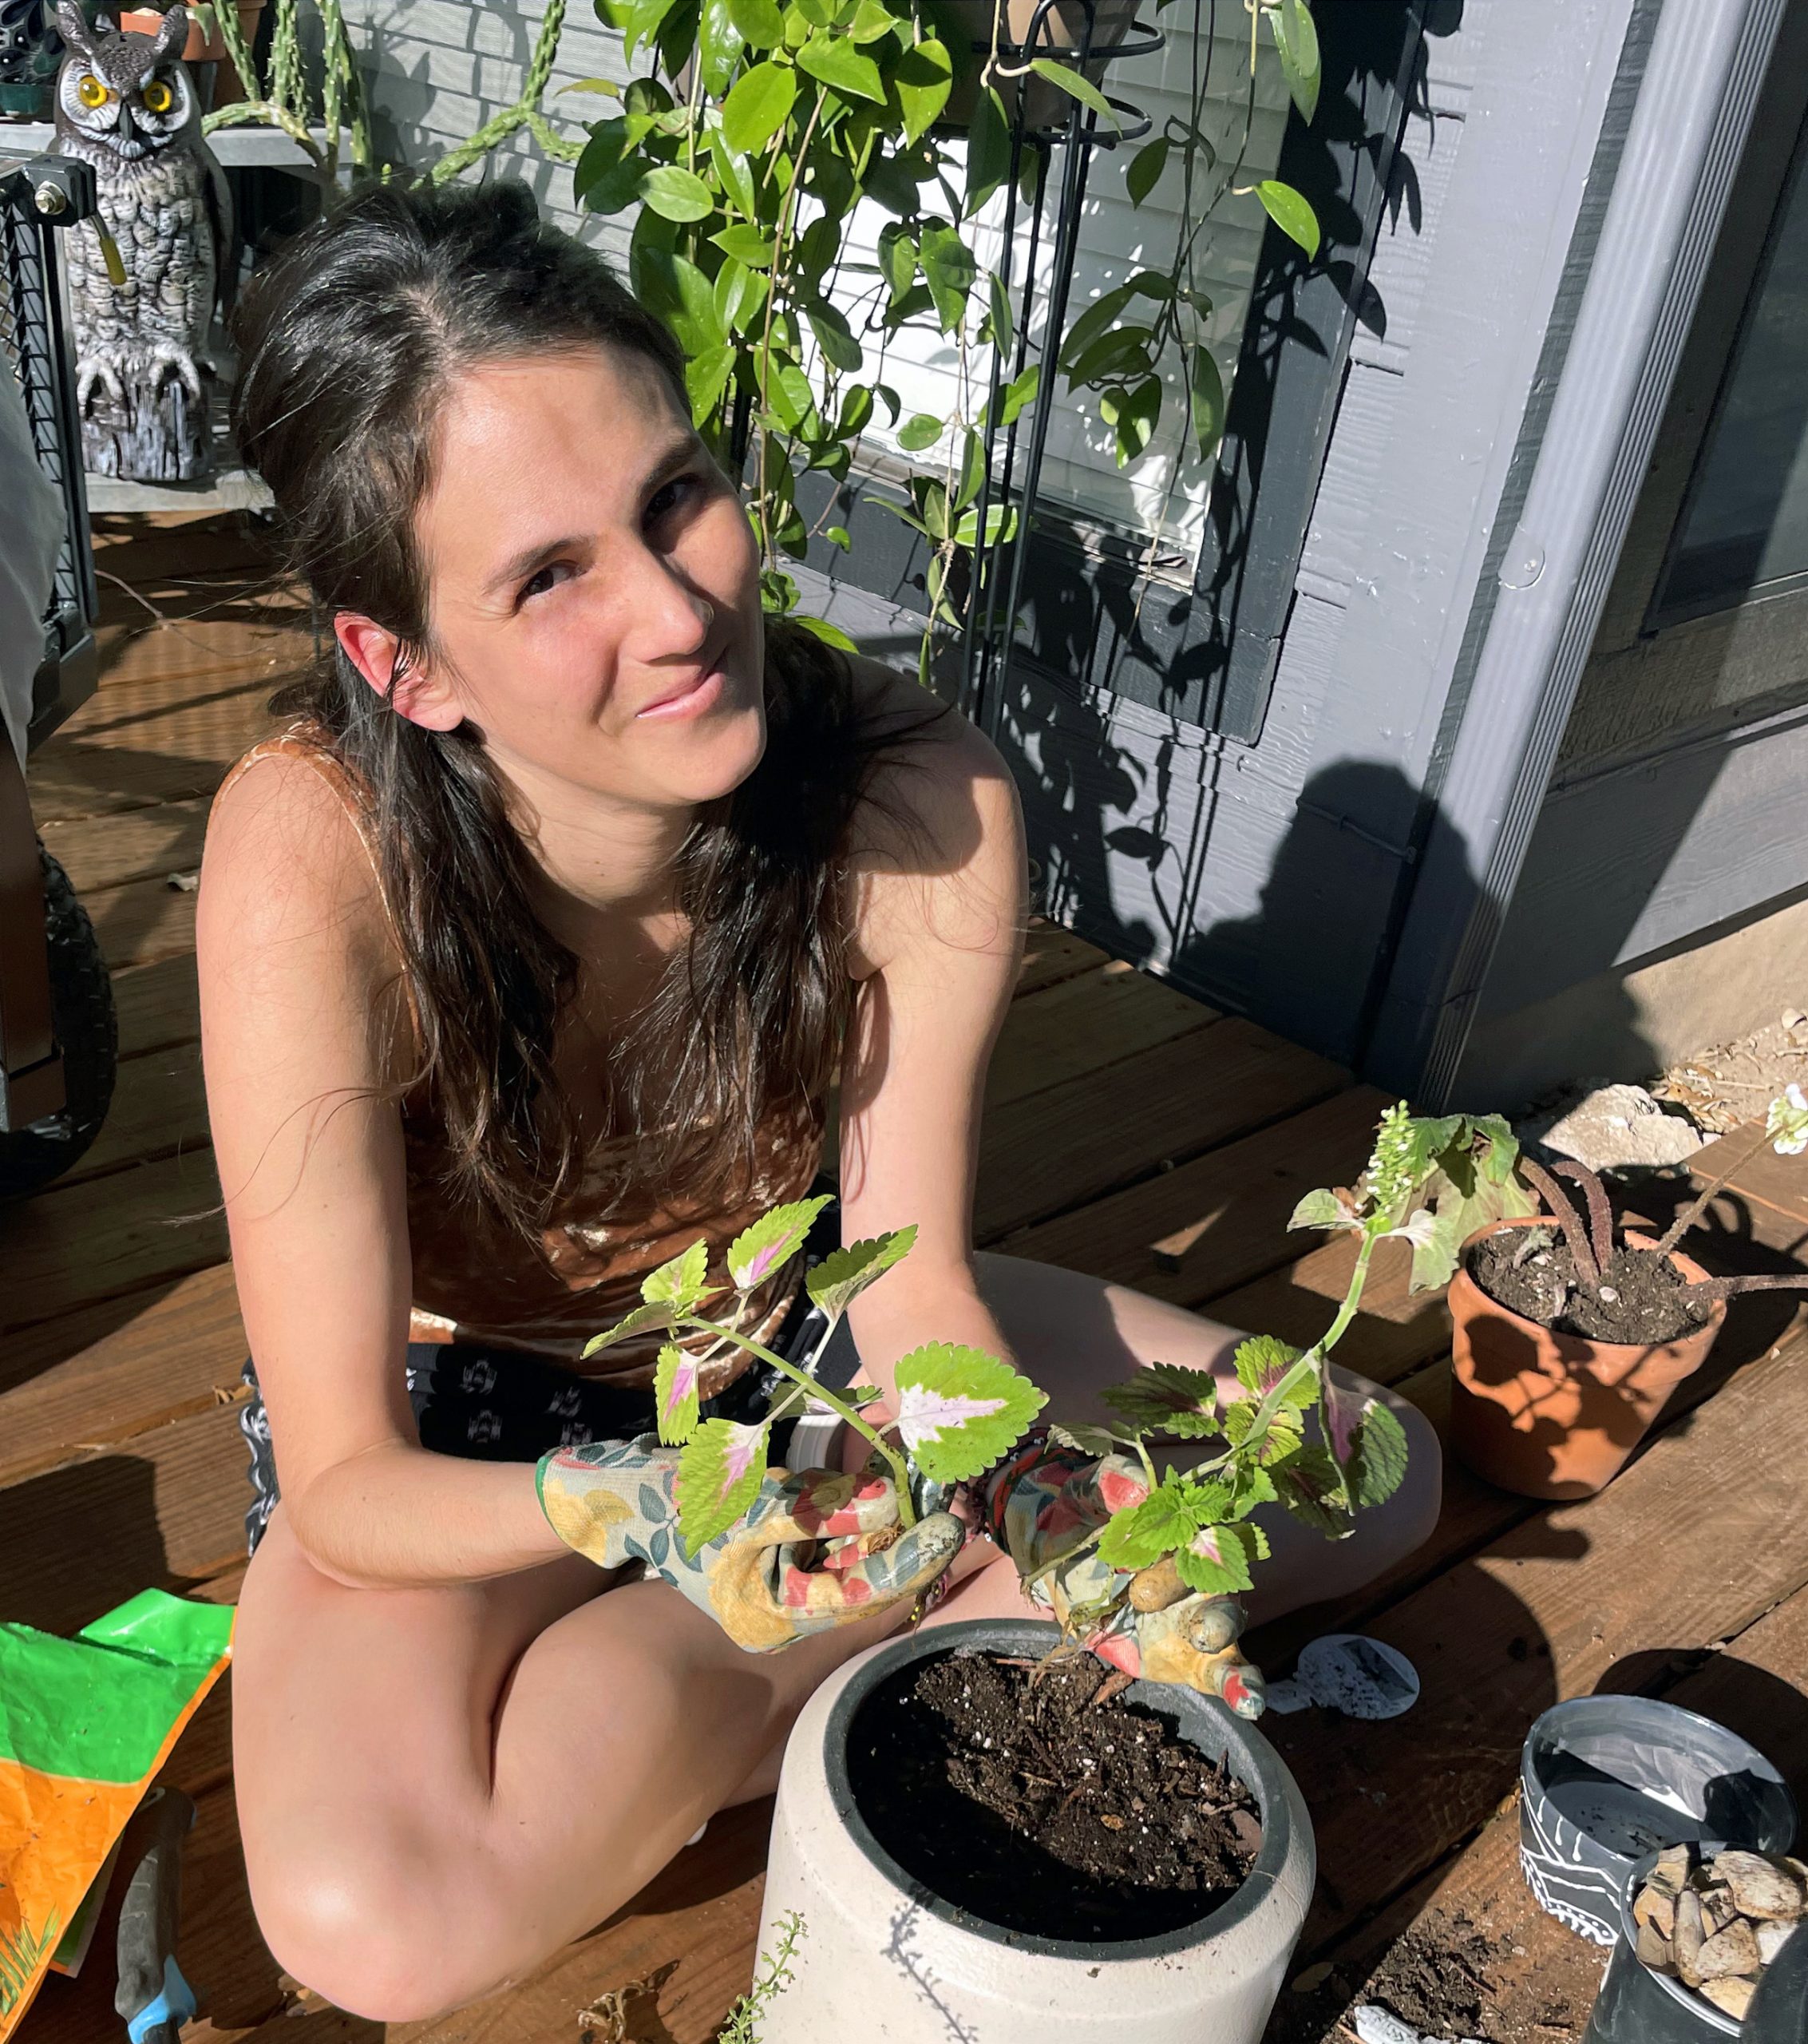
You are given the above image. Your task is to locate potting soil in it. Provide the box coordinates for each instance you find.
[845,1648,1261,1943]
[1469,1233,1712,1345]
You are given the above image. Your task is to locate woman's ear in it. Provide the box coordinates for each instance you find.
[333,613,465,733]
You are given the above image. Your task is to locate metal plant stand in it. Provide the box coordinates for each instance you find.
[955,0,1158,738]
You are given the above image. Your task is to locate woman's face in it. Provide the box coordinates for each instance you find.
[403,346,766,814]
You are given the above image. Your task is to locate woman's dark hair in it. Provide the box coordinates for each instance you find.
[231,179,912,1242]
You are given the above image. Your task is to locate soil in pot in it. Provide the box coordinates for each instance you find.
[845,1647,1261,1943]
[1467,1231,1715,1345]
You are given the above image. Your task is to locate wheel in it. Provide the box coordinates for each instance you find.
[0,847,117,1198]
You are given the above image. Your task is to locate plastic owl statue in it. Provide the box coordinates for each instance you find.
[50,2,231,482]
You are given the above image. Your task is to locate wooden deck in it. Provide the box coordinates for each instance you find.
[7,514,1808,2044]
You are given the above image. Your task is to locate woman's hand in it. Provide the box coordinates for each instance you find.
[537,1438,963,1652]
[971,1436,1267,1717]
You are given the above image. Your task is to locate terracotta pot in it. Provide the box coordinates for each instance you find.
[1447,1220,1726,1500]
[938,0,1144,131]
[117,2,264,105]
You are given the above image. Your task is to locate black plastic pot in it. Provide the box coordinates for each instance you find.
[1747,1922,1807,2042]
[1521,1696,1797,1945]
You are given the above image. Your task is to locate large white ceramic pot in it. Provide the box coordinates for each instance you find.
[755,1618,1315,2043]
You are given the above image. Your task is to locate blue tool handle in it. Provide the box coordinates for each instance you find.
[114,1788,197,2044]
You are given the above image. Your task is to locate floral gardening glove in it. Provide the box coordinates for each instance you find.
[536,1436,963,1654]
[968,1430,1267,1717]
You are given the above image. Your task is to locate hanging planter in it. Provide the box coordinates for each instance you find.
[753,1618,1315,2044]
[936,0,1145,129]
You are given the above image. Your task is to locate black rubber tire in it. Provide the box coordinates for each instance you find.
[0,847,117,1199]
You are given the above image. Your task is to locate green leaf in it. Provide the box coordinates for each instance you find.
[1254,176,1320,258]
[722,58,797,153]
[806,1225,916,1318]
[1100,1360,1220,1440]
[1126,133,1168,207]
[951,426,986,512]
[660,251,728,354]
[1288,1186,1359,1233]
[676,1417,771,1551]
[1096,1476,1196,1571]
[894,36,952,144]
[1064,324,1154,390]
[1058,275,1163,369]
[685,340,737,424]
[1101,374,1160,466]
[849,0,900,36]
[1270,1443,1354,1539]
[806,300,864,373]
[989,360,1040,430]
[767,360,820,433]
[643,1237,710,1311]
[715,258,766,335]
[797,30,885,103]
[655,1341,703,1444]
[708,130,758,216]
[582,1297,678,1356]
[981,267,1013,355]
[712,223,775,267]
[1221,1392,1304,1466]
[1233,1333,1311,1404]
[639,164,716,222]
[1347,1399,1410,1511]
[876,221,917,303]
[917,223,977,333]
[699,0,747,95]
[825,524,852,550]
[1270,0,1320,124]
[727,0,785,46]
[951,500,1016,549]
[897,412,944,452]
[837,384,874,437]
[726,1194,833,1290]
[560,75,624,97]
[966,85,1011,217]
[1027,57,1119,128]
[1049,1420,1122,1458]
[1189,342,1226,460]
[793,613,859,652]
[1173,1519,1263,1597]
[892,1343,1047,1483]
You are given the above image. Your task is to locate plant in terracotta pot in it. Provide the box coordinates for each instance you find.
[562,1104,1483,2043]
[1446,1086,1808,1502]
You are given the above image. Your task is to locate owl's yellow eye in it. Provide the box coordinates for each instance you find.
[76,73,109,109]
[141,77,173,114]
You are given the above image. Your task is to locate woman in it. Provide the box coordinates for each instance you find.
[200,180,1439,2022]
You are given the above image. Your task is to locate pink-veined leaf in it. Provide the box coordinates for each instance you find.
[675,1418,772,1552]
[1232,1334,1312,1405]
[1100,1360,1219,1440]
[1269,1443,1353,1539]
[641,1237,712,1311]
[805,1226,916,1320]
[655,1342,702,1446]
[726,1194,833,1291]
[892,1343,1046,1483]
[1173,1519,1266,1597]
[1347,1399,1410,1511]
[1095,1476,1193,1572]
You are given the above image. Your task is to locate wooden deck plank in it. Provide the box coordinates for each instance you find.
[983,961,1218,1111]
[975,1020,1348,1242]
[40,797,211,894]
[87,880,198,972]
[114,953,203,1058]
[24,741,237,822]
[5,1150,227,1334]
[57,1044,210,1186]
[1014,922,1111,995]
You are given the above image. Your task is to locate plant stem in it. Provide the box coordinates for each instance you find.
[675,1317,918,1523]
[1518,1155,1600,1288]
[1655,1122,1774,1257]
[1317,1223,1382,1361]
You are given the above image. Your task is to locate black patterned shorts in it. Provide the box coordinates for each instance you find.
[238,1192,856,1554]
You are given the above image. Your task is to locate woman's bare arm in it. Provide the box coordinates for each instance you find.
[198,755,565,1588]
[837,673,1029,1398]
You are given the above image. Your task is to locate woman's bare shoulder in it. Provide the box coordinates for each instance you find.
[845,653,1019,866]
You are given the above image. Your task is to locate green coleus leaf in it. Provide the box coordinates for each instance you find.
[581,1297,677,1357]
[655,1341,702,1445]
[1126,133,1167,207]
[1027,57,1118,127]
[1269,0,1320,125]
[917,222,977,334]
[1048,1420,1122,1458]
[726,1194,833,1291]
[1174,1518,1267,1597]
[1100,1360,1220,1440]
[1189,342,1226,461]
[1233,1334,1312,1406]
[676,1417,771,1551]
[893,35,952,144]
[712,223,775,267]
[792,613,859,652]
[639,164,716,222]
[643,1236,711,1309]
[805,1225,916,1319]
[1220,1392,1304,1466]
[1096,1474,1194,1571]
[1269,1443,1354,1539]
[1347,1397,1410,1511]
[797,30,884,103]
[726,0,785,47]
[892,1343,1046,1483]
[722,57,797,153]
[1254,176,1320,258]
[1288,1185,1361,1232]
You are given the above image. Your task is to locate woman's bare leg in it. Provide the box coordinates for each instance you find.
[924,1252,1442,1628]
[231,1507,905,2022]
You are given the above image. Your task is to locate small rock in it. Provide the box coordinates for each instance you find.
[1531,1083,1706,1171]
[1649,1844,1693,1898]
[1712,1848,1807,1919]
[1634,1884,1676,1938]
[1636,1920,1674,1972]
[1289,1961,1333,1994]
[1695,1919,1762,1980]
[1757,1919,1797,1963]
[1675,1888,1707,1986]
[1700,1883,1741,1934]
[1352,2006,1422,2044]
[1699,1977,1757,2021]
